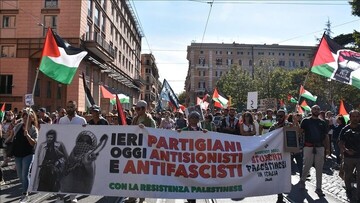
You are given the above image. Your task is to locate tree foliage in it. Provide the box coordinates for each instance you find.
[177,91,187,105]
[216,64,360,112]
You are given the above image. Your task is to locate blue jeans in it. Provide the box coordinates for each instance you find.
[15,154,34,194]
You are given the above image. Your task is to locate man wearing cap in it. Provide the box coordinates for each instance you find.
[38,107,52,124]
[126,100,155,203]
[259,109,275,135]
[131,100,156,128]
[88,105,109,125]
[178,111,206,203]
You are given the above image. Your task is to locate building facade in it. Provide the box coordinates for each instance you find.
[0,0,143,113]
[140,53,161,110]
[185,42,316,106]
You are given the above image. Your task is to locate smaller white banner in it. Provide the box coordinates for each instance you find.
[25,94,34,106]
[247,92,258,110]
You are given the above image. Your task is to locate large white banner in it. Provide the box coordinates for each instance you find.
[29,125,291,199]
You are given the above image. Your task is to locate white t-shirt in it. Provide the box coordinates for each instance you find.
[59,115,87,125]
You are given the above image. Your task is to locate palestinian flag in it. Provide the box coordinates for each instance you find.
[212,88,228,108]
[0,103,5,122]
[111,94,130,105]
[300,100,311,111]
[287,94,298,104]
[40,28,87,84]
[311,33,360,89]
[339,100,350,123]
[300,85,317,102]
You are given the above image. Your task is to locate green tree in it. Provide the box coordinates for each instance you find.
[177,91,186,105]
[216,65,254,110]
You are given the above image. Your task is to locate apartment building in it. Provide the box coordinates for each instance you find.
[185,42,316,105]
[140,53,161,110]
[0,0,143,113]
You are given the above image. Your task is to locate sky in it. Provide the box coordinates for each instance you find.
[131,0,359,94]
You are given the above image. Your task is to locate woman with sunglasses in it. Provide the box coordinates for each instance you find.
[6,107,39,202]
[239,112,256,136]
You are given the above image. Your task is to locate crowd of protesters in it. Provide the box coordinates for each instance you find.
[0,101,359,203]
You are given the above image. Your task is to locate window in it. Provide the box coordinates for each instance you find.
[199,58,205,65]
[45,0,58,8]
[215,58,222,65]
[43,15,57,35]
[1,45,15,57]
[2,16,15,28]
[87,0,93,18]
[102,14,106,32]
[249,60,252,66]
[289,60,295,67]
[279,60,285,66]
[238,59,242,66]
[94,7,100,27]
[200,50,204,54]
[46,81,52,98]
[0,75,13,94]
[300,61,304,67]
[226,58,233,65]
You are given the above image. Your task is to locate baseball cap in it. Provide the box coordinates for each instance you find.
[136,100,147,108]
[38,107,46,113]
[90,105,100,112]
[188,111,201,119]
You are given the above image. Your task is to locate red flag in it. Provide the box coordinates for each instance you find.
[100,85,114,99]
[339,100,348,116]
[116,94,127,125]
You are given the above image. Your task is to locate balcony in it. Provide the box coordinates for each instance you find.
[195,64,209,69]
[134,76,146,87]
[82,32,115,62]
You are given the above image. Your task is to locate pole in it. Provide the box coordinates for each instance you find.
[24,68,40,128]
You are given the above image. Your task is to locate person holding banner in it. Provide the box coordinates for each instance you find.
[7,107,38,203]
[57,101,87,203]
[220,108,239,135]
[131,100,156,128]
[298,105,330,197]
[269,109,298,203]
[259,109,275,135]
[178,111,207,203]
[239,112,256,136]
[88,105,109,125]
[338,110,360,201]
[126,100,155,203]
[159,111,175,129]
